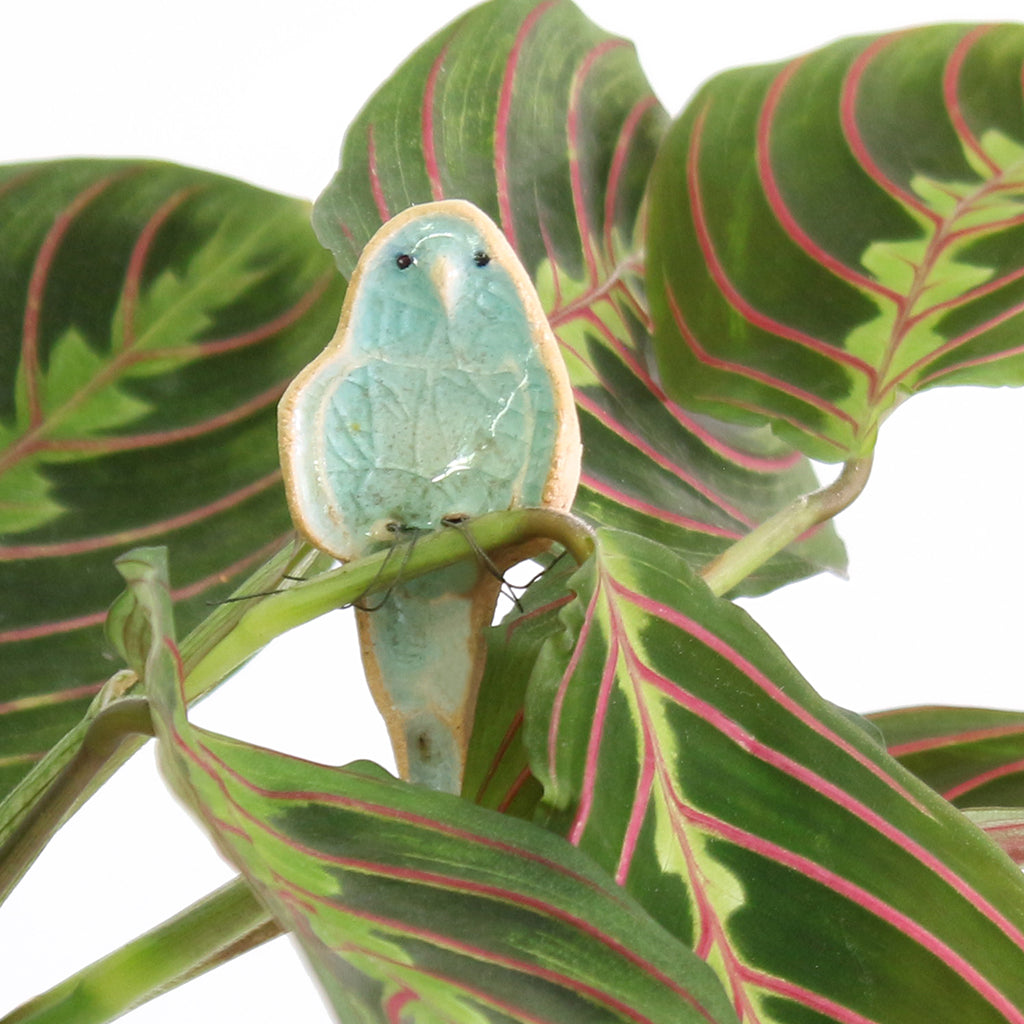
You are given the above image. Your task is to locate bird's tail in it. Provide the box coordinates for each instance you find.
[355,562,501,794]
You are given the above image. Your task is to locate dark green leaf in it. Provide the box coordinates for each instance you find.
[0,159,345,801]
[869,704,1024,807]
[464,561,576,817]
[312,0,845,594]
[649,23,1024,462]
[122,545,739,1024]
[526,529,1024,1023]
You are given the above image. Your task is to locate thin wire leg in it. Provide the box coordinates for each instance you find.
[350,524,424,612]
[440,515,527,613]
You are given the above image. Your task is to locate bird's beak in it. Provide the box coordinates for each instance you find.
[430,255,460,318]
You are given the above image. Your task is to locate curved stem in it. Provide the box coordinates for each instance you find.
[186,508,595,700]
[0,512,592,903]
[699,456,873,598]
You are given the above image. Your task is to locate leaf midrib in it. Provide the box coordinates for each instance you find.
[0,204,297,482]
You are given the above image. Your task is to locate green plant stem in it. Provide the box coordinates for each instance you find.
[699,456,873,597]
[186,508,595,698]
[1,876,276,1024]
[0,699,154,904]
[177,540,332,678]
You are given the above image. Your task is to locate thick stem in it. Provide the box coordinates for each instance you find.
[1,876,276,1024]
[186,508,595,698]
[699,456,873,597]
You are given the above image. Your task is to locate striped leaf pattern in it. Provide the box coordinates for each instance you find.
[311,0,845,593]
[870,704,1024,808]
[116,546,740,1024]
[465,565,576,817]
[963,809,1024,867]
[0,160,345,801]
[524,529,1024,1023]
[648,24,1024,462]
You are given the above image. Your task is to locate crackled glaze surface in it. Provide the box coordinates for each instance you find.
[280,201,578,559]
[278,200,580,792]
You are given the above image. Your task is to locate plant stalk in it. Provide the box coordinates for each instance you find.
[185,508,595,698]
[0,876,276,1024]
[699,456,873,597]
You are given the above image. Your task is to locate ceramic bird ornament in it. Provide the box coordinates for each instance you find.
[278,199,581,793]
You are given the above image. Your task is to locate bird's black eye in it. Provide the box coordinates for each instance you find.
[473,250,491,267]
[395,253,414,270]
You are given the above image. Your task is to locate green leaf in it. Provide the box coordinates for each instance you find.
[526,529,1024,1023]
[312,0,845,593]
[463,561,577,817]
[0,159,345,802]
[869,704,1024,808]
[963,809,1024,867]
[121,545,739,1024]
[648,23,1024,462]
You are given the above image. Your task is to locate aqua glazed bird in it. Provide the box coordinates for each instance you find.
[278,199,581,792]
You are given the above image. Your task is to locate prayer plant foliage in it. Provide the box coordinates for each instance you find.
[4,4,1024,1024]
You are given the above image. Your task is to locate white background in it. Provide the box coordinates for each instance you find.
[2,1,1024,1021]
